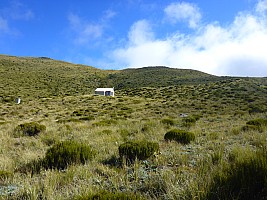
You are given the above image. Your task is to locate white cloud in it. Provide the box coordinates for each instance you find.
[110,1,267,77]
[68,13,103,45]
[0,1,34,37]
[128,19,154,45]
[256,0,267,14]
[9,3,34,20]
[164,2,201,29]
[102,9,116,21]
[0,17,9,33]
[68,10,116,45]
[1,1,34,21]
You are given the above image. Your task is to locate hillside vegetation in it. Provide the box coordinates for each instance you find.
[102,66,230,89]
[0,55,109,100]
[0,55,267,199]
[1,54,229,100]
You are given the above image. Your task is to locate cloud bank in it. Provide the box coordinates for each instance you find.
[110,1,267,76]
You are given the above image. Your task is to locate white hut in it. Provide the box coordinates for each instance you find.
[95,88,115,97]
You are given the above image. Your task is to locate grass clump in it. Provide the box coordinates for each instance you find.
[246,118,267,127]
[164,129,195,144]
[241,118,267,132]
[0,170,13,182]
[17,158,44,175]
[43,141,95,170]
[14,122,46,136]
[241,125,263,132]
[119,141,159,162]
[161,118,175,126]
[203,149,267,200]
[18,141,95,173]
[75,191,143,200]
[182,115,200,127]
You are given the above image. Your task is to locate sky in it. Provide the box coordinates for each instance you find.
[1,0,267,76]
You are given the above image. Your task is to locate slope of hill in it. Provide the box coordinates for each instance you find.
[1,54,267,199]
[0,55,231,101]
[101,66,227,89]
[0,55,110,101]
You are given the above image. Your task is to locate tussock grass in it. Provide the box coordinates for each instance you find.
[202,148,267,200]
[1,56,267,199]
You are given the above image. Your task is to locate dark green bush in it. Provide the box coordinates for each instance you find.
[249,105,264,114]
[241,125,263,132]
[246,118,267,127]
[15,122,46,136]
[204,150,267,200]
[119,141,159,161]
[241,118,267,132]
[164,129,195,144]
[43,141,95,170]
[75,191,143,200]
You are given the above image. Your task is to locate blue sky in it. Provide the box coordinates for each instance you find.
[1,0,267,76]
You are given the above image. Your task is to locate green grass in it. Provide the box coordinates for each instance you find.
[0,55,267,199]
[203,148,267,200]
[14,122,46,137]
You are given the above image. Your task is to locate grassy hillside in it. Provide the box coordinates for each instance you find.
[0,55,267,199]
[1,55,229,101]
[101,66,227,89]
[0,55,110,101]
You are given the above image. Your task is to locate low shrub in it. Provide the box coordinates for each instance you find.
[18,141,95,174]
[204,149,267,200]
[14,122,46,136]
[75,191,143,200]
[241,118,267,132]
[241,125,263,132]
[119,141,159,161]
[164,129,195,144]
[246,118,267,127]
[249,105,265,114]
[43,141,95,170]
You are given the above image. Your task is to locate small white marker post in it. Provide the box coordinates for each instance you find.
[15,98,21,104]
